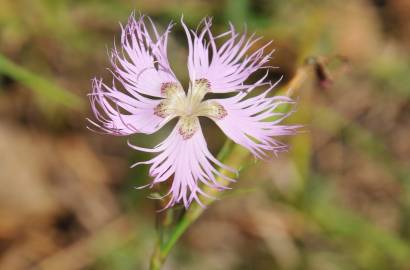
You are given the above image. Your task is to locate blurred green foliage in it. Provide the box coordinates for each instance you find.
[1,0,410,270]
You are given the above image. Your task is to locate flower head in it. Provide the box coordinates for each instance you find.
[89,14,299,208]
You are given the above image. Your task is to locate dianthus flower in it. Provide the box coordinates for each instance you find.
[89,14,298,208]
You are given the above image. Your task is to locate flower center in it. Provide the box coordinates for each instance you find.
[154,78,227,139]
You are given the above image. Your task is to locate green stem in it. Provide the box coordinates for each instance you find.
[149,239,163,270]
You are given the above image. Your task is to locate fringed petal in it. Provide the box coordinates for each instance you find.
[129,119,237,209]
[209,82,300,159]
[111,13,182,98]
[182,17,272,93]
[88,14,181,135]
[88,78,172,135]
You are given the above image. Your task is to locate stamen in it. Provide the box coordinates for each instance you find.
[193,78,211,99]
[200,101,228,120]
[195,78,211,89]
[178,116,199,140]
[161,82,184,97]
[155,81,186,118]
[154,101,169,118]
[155,79,225,121]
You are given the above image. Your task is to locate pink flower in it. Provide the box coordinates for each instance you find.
[88,14,299,208]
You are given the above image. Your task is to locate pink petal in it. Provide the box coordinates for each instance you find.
[182,17,272,93]
[88,78,172,135]
[209,82,300,159]
[111,14,181,98]
[89,14,181,136]
[129,119,237,209]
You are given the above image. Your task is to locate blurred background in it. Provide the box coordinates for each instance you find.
[1,0,410,269]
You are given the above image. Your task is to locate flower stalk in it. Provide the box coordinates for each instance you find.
[148,64,309,270]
